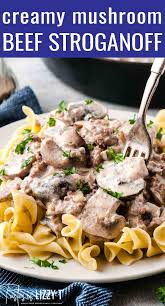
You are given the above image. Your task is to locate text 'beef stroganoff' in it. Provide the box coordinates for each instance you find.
[0,101,164,270]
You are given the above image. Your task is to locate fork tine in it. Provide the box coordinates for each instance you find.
[137,151,142,158]
[138,150,145,158]
[129,149,134,157]
[123,144,129,157]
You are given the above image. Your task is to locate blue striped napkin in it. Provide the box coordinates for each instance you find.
[0,269,112,305]
[0,86,42,127]
[0,86,113,306]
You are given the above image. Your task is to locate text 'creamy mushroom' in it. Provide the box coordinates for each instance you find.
[96,157,149,198]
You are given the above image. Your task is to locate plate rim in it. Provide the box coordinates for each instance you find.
[0,254,165,283]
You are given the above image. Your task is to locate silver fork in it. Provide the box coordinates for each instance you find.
[123,58,165,161]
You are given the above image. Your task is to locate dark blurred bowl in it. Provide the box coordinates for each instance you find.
[43,58,165,108]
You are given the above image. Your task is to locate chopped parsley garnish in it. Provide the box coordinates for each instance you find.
[85,99,93,105]
[30,257,59,270]
[15,136,33,154]
[106,147,124,163]
[64,167,76,176]
[76,181,91,195]
[56,100,67,113]
[147,120,154,128]
[87,143,95,152]
[53,172,59,176]
[95,163,104,173]
[27,146,32,153]
[21,156,33,169]
[59,259,67,264]
[47,117,56,127]
[129,114,136,125]
[156,127,163,140]
[103,188,123,199]
[0,168,6,176]
[0,179,3,186]
[156,286,165,304]
[22,128,31,135]
[63,150,71,158]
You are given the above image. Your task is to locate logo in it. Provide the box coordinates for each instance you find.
[1,285,64,305]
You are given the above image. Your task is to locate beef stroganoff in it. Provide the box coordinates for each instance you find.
[0,101,164,271]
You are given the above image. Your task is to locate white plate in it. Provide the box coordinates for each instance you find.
[0,109,164,283]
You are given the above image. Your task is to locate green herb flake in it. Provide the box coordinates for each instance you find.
[156,127,163,140]
[87,143,95,152]
[156,286,165,304]
[0,168,6,176]
[103,188,123,199]
[106,147,124,163]
[85,99,93,105]
[129,114,136,125]
[22,128,31,135]
[56,100,67,113]
[63,150,71,158]
[27,146,32,153]
[30,257,59,270]
[15,136,33,155]
[95,163,104,173]
[147,120,154,128]
[64,167,76,176]
[47,117,56,127]
[59,259,67,264]
[76,181,91,195]
[21,156,33,169]
[53,172,59,176]
[0,179,3,186]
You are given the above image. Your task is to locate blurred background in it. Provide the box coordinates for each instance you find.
[0,58,164,115]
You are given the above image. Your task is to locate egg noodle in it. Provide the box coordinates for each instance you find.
[0,107,164,271]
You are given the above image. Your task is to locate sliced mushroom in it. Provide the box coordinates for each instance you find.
[68,101,107,122]
[128,194,164,232]
[44,121,86,163]
[4,154,36,179]
[96,158,148,198]
[45,123,84,148]
[23,167,85,201]
[28,174,74,201]
[79,188,125,240]
[3,136,41,179]
[41,138,70,168]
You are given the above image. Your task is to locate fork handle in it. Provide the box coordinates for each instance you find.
[138,58,165,120]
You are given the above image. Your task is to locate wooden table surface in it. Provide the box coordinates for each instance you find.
[5,58,164,306]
